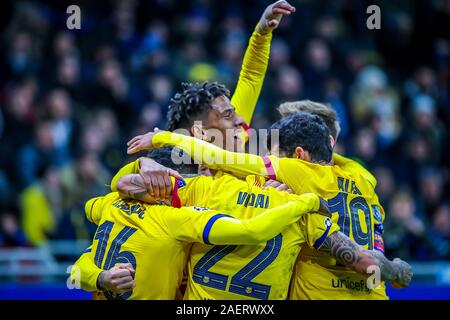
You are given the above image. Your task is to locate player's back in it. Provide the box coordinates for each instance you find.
[182,173,335,300]
[88,192,191,299]
[276,158,387,299]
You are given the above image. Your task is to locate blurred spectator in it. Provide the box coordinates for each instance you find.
[351,128,378,168]
[1,79,37,152]
[6,32,37,78]
[384,189,427,260]
[147,75,174,108]
[428,204,450,259]
[52,32,78,60]
[45,89,77,166]
[373,166,396,205]
[52,55,84,103]
[57,153,110,239]
[417,168,445,217]
[19,165,61,246]
[324,76,350,140]
[350,66,401,148]
[17,121,59,189]
[0,204,28,247]
[409,94,445,164]
[302,38,331,100]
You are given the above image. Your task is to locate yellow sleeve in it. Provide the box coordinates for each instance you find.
[333,153,377,188]
[85,196,104,225]
[165,193,320,245]
[71,246,103,292]
[110,158,141,191]
[231,28,272,125]
[208,193,321,245]
[85,192,121,224]
[298,214,340,250]
[152,131,280,179]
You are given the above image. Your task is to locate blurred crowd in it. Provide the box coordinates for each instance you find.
[0,0,449,261]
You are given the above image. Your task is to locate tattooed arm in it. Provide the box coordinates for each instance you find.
[319,231,413,287]
[116,174,156,203]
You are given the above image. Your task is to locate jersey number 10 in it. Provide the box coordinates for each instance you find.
[328,192,373,249]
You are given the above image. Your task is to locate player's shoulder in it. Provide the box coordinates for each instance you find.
[332,153,377,188]
[85,192,120,212]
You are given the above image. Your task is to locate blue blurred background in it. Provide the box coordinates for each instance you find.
[0,0,449,299]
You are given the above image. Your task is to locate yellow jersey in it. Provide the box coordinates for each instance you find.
[172,173,339,300]
[73,189,324,299]
[75,193,205,300]
[151,131,387,299]
[109,161,340,300]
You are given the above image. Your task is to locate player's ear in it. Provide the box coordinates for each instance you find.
[293,146,310,161]
[191,124,206,140]
[329,135,335,148]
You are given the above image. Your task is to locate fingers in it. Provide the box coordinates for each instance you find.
[112,270,133,283]
[127,135,141,147]
[116,280,135,292]
[109,265,135,292]
[163,173,172,198]
[268,19,279,28]
[142,174,154,198]
[127,142,141,154]
[263,179,282,190]
[272,8,292,16]
[273,1,296,12]
[275,183,290,192]
[111,276,134,292]
[156,174,166,199]
[127,132,155,154]
[150,175,160,199]
[168,169,183,181]
[117,263,135,273]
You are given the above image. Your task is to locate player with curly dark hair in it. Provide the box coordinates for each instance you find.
[166,81,244,152]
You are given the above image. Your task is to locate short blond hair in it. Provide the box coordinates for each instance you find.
[277,100,341,140]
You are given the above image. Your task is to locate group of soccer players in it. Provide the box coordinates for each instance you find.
[70,0,413,300]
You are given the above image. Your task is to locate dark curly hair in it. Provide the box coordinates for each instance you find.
[269,112,333,163]
[167,81,230,131]
[146,146,198,174]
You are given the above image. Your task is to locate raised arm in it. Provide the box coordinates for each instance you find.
[319,231,413,288]
[232,0,295,125]
[128,130,278,179]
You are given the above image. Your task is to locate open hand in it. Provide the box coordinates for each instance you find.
[127,128,161,154]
